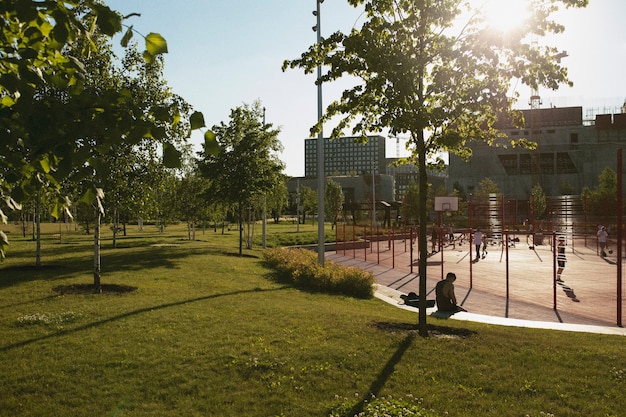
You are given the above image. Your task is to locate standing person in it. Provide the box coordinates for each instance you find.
[435,272,465,312]
[473,229,483,262]
[597,226,609,257]
[557,236,566,283]
[481,233,488,259]
[431,225,438,254]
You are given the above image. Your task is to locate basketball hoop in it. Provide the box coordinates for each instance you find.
[435,197,459,213]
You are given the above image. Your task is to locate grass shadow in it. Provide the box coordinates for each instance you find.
[0,286,291,353]
[342,322,476,415]
[345,331,416,416]
[0,245,238,289]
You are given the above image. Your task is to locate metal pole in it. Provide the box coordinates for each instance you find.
[262,107,267,249]
[617,148,623,327]
[377,225,380,264]
[505,230,510,302]
[314,0,325,266]
[410,227,413,274]
[372,160,376,230]
[364,226,367,262]
[553,231,557,310]
[469,195,473,288]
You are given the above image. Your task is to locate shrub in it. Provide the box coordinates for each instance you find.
[263,248,374,299]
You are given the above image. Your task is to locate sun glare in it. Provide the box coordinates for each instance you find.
[480,0,530,32]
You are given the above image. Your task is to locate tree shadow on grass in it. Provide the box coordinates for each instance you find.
[342,322,477,416]
[0,245,235,289]
[0,264,72,289]
[0,286,290,353]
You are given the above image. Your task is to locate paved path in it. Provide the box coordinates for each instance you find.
[327,234,626,336]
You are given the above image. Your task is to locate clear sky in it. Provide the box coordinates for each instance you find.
[104,0,626,177]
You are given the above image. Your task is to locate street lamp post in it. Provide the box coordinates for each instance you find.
[262,107,267,249]
[372,160,376,229]
[313,0,325,265]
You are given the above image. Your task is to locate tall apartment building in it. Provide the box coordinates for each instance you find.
[304,135,386,177]
[299,135,446,203]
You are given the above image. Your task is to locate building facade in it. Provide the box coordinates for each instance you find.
[448,106,626,200]
[304,135,386,177]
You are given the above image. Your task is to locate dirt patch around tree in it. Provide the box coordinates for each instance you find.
[372,321,476,339]
[52,284,137,295]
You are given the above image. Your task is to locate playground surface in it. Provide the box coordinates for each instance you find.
[327,232,626,336]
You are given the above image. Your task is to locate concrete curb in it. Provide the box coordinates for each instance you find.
[374,284,626,336]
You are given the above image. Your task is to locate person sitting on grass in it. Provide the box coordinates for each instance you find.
[435,272,466,313]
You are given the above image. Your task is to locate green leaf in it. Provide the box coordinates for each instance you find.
[190,111,206,130]
[79,188,97,206]
[51,201,61,220]
[163,144,182,168]
[142,50,155,64]
[204,130,220,156]
[39,155,51,174]
[93,4,123,36]
[145,33,168,56]
[79,188,105,214]
[52,22,69,45]
[172,112,181,127]
[121,26,134,47]
[1,95,17,108]
[152,106,170,122]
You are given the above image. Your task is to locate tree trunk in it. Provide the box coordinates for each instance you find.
[238,203,243,255]
[21,212,27,238]
[112,207,118,249]
[35,196,41,268]
[246,208,254,250]
[417,130,429,337]
[93,208,102,293]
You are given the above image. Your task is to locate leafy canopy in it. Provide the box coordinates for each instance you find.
[0,1,214,259]
[284,0,586,161]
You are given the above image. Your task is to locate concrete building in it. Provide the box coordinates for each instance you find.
[299,135,446,203]
[448,106,626,201]
[304,135,387,177]
[291,135,399,224]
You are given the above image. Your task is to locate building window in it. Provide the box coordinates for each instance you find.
[498,155,517,175]
[556,152,577,174]
[540,153,554,175]
[570,133,578,150]
[519,154,532,174]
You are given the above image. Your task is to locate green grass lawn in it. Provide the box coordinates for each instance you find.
[1,221,625,416]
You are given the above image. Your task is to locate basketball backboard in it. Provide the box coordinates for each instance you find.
[434,196,459,212]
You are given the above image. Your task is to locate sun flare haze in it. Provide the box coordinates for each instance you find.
[478,0,531,32]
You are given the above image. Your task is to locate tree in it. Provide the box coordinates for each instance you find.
[0,1,174,260]
[284,0,586,336]
[474,177,501,202]
[531,183,547,220]
[266,178,289,224]
[585,167,617,220]
[559,180,576,196]
[404,180,421,225]
[299,186,318,225]
[325,179,345,229]
[197,101,284,255]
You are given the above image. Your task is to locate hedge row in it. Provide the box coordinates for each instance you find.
[262,248,374,299]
